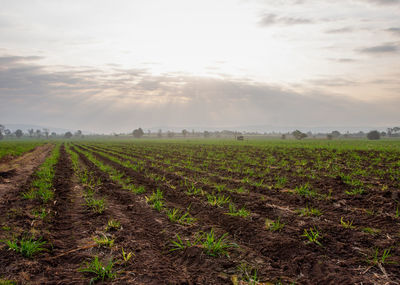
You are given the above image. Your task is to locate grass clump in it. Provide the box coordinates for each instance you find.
[145,189,164,211]
[295,183,317,197]
[200,229,237,257]
[226,203,251,218]
[85,197,106,214]
[105,219,121,231]
[265,217,285,232]
[340,217,355,229]
[362,227,380,235]
[302,227,322,246]
[93,235,114,248]
[368,248,394,265]
[207,193,231,207]
[0,279,17,285]
[165,208,196,225]
[78,256,116,284]
[170,229,237,257]
[5,237,47,258]
[297,206,322,217]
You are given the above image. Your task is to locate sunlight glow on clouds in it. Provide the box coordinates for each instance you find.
[0,0,399,132]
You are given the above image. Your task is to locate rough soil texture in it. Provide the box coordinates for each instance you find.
[0,144,54,203]
[0,142,399,284]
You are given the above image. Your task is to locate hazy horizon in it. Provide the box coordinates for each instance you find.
[1,0,399,133]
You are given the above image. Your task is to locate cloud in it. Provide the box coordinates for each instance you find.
[325,27,354,34]
[328,58,357,63]
[258,13,313,27]
[361,0,400,5]
[0,55,43,65]
[0,53,399,132]
[385,27,400,35]
[308,78,358,87]
[358,43,398,54]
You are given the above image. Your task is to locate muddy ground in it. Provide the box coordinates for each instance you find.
[0,142,399,284]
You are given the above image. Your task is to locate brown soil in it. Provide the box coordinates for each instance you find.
[0,144,54,203]
[1,143,399,284]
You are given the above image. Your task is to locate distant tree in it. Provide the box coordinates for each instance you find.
[167,131,174,138]
[292,130,307,140]
[64,131,73,139]
[182,129,188,138]
[28,128,34,138]
[203,131,210,138]
[331,130,341,138]
[133,128,144,138]
[0,124,4,137]
[35,129,42,138]
[157,129,162,138]
[4,129,11,137]
[380,131,386,137]
[75,130,83,138]
[0,132,3,140]
[50,132,57,138]
[367,130,380,140]
[43,128,49,139]
[281,134,286,139]
[15,129,23,138]
[327,134,333,140]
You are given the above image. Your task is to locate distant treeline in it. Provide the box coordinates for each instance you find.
[1,124,399,140]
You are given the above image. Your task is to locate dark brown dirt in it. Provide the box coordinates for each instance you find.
[1,142,399,284]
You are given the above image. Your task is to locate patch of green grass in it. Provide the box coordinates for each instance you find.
[200,229,237,257]
[226,203,251,218]
[297,206,322,217]
[93,235,114,248]
[0,279,17,285]
[32,207,48,219]
[78,256,116,284]
[85,197,106,214]
[265,217,285,232]
[206,193,231,207]
[165,208,196,225]
[368,248,394,265]
[362,227,380,235]
[169,234,197,252]
[5,237,47,258]
[302,227,322,246]
[340,217,355,229]
[345,188,365,195]
[295,183,317,197]
[236,262,259,285]
[105,219,121,231]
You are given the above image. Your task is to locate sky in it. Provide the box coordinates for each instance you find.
[0,0,399,133]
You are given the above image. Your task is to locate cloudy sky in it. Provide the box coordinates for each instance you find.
[0,0,399,133]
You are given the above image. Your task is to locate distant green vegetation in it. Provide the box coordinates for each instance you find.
[75,138,400,151]
[0,141,44,160]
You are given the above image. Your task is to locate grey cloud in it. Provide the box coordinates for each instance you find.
[329,58,357,63]
[385,27,400,35]
[362,0,400,5]
[258,13,313,27]
[325,27,354,34]
[0,55,43,65]
[359,43,398,54]
[308,78,358,87]
[1,54,399,132]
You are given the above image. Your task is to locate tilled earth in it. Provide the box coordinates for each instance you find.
[0,142,399,284]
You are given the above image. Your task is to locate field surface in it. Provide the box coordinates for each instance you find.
[0,140,399,284]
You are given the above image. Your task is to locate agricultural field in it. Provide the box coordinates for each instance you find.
[0,141,45,162]
[0,139,400,284]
